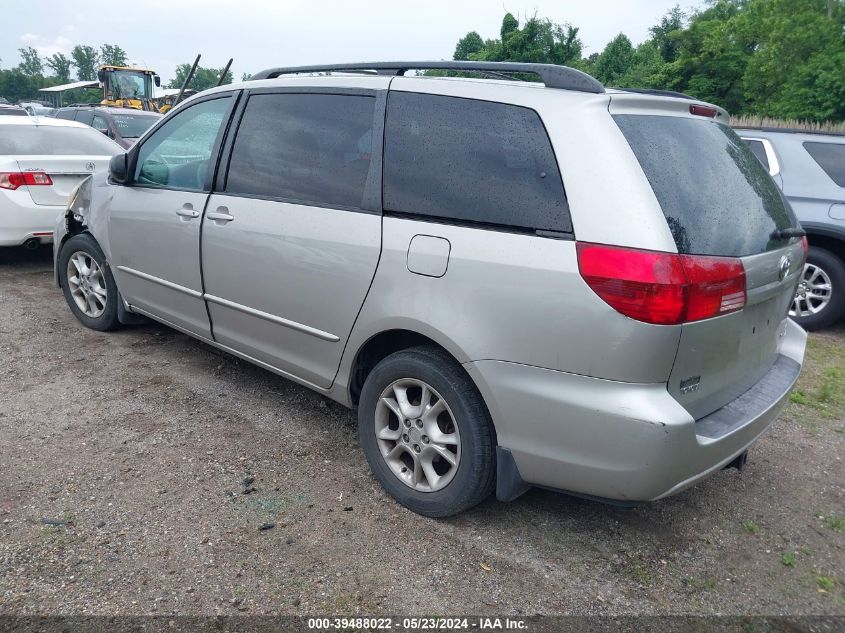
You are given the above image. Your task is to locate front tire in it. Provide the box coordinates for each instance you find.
[358,346,496,517]
[790,246,845,331]
[58,233,120,332]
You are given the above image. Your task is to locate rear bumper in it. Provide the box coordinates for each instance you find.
[0,190,60,246]
[465,318,807,502]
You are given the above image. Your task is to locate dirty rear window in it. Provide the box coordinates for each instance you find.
[614,115,797,257]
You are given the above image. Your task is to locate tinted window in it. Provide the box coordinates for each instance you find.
[135,97,231,191]
[225,93,375,209]
[804,141,845,187]
[0,125,120,155]
[0,107,28,116]
[742,139,769,171]
[383,92,570,233]
[113,113,158,138]
[615,115,796,257]
[55,109,76,120]
[75,111,95,126]
[92,115,109,133]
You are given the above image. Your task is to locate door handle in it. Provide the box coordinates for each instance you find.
[175,204,199,219]
[207,207,234,224]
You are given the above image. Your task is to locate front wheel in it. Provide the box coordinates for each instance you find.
[790,246,845,331]
[358,346,496,517]
[58,233,120,331]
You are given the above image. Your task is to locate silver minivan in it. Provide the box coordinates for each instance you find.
[55,62,807,517]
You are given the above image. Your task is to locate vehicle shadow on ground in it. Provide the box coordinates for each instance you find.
[0,244,54,268]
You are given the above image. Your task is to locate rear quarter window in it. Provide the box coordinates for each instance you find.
[803,141,845,187]
[383,92,571,233]
[615,115,796,257]
[742,139,770,172]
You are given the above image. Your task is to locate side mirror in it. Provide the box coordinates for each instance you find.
[109,153,129,184]
[96,127,109,136]
[154,75,161,88]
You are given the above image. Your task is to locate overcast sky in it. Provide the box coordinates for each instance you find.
[2,0,702,83]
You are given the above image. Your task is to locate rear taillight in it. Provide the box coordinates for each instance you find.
[576,242,746,325]
[0,171,53,190]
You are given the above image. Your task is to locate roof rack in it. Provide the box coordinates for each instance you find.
[615,87,697,100]
[250,61,605,94]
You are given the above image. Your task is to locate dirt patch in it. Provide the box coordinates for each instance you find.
[0,245,842,616]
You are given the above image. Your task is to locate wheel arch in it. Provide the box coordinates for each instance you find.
[340,326,495,442]
[802,222,845,263]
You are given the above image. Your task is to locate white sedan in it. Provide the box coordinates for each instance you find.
[0,116,120,248]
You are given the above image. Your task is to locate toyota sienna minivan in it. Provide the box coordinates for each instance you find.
[54,61,807,517]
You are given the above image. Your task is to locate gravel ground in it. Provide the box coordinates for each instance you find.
[0,245,843,617]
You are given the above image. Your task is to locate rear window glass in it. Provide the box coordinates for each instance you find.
[742,139,770,172]
[803,141,845,187]
[615,115,796,257]
[383,92,571,233]
[0,125,120,155]
[114,114,159,138]
[225,93,375,209]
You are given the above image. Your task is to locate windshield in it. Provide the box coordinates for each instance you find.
[614,115,798,257]
[0,126,120,155]
[111,71,148,99]
[113,114,159,138]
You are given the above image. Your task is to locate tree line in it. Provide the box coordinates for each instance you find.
[450,0,844,122]
[3,0,842,121]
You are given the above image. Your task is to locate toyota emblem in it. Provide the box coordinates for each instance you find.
[778,255,791,281]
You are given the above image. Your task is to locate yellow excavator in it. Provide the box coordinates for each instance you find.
[96,65,161,111]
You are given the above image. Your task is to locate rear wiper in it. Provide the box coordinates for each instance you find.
[771,227,806,240]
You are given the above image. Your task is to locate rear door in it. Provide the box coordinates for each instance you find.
[107,94,236,339]
[613,109,804,419]
[201,88,385,388]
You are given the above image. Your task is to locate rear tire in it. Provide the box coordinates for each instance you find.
[790,246,845,331]
[358,346,496,517]
[58,233,120,332]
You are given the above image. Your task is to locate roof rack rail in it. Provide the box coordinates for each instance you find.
[250,61,605,94]
[615,87,697,100]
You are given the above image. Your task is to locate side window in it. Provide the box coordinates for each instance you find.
[803,141,845,188]
[742,139,770,172]
[56,110,76,120]
[75,111,95,126]
[134,96,231,191]
[92,115,109,134]
[225,93,375,209]
[383,92,571,233]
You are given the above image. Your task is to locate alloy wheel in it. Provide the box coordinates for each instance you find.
[374,378,461,492]
[791,262,832,318]
[66,250,107,318]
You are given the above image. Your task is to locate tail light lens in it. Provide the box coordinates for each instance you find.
[576,242,746,325]
[0,171,53,190]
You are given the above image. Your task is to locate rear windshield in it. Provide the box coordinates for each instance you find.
[0,125,120,156]
[614,115,797,257]
[114,114,158,138]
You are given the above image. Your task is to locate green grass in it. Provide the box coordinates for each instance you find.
[823,514,844,533]
[787,336,845,423]
[781,552,797,567]
[742,520,760,534]
[817,575,837,591]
